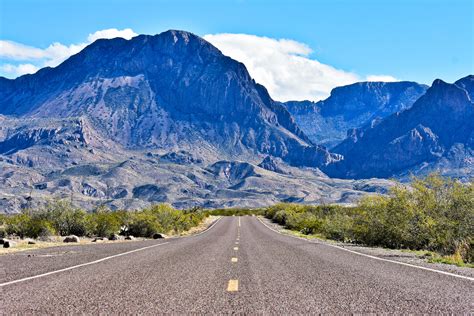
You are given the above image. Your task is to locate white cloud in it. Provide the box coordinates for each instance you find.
[0,41,46,60]
[204,33,362,101]
[87,28,137,42]
[204,33,399,101]
[365,74,398,82]
[0,40,86,65]
[0,63,39,76]
[0,28,137,78]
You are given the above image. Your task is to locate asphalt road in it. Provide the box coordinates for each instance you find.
[1,216,473,314]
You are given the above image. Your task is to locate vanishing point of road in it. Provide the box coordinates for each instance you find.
[1,216,472,314]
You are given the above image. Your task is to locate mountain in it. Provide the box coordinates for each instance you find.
[324,76,474,179]
[0,30,338,167]
[0,30,393,213]
[283,82,428,148]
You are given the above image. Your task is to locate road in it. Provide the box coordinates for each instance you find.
[1,216,473,314]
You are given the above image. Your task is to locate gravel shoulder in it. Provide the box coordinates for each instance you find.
[259,216,474,279]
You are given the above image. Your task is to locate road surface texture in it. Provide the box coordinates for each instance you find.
[1,216,473,314]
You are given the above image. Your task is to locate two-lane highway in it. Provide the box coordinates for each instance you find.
[1,216,473,314]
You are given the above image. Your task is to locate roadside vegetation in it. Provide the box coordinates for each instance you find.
[206,208,264,217]
[1,174,472,266]
[264,174,473,266]
[0,202,208,240]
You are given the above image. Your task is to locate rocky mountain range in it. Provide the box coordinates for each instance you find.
[0,30,471,213]
[325,76,474,179]
[0,30,392,213]
[0,30,338,167]
[283,81,428,148]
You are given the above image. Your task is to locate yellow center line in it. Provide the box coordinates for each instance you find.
[238,217,241,227]
[227,279,239,292]
[231,257,238,263]
[234,246,239,251]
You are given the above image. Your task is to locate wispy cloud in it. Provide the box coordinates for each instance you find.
[204,33,398,101]
[0,28,137,77]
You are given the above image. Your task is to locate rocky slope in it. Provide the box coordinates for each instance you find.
[0,114,392,213]
[283,82,428,148]
[0,30,336,167]
[324,76,474,179]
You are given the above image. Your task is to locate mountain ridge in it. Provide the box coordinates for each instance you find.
[283,81,429,148]
[0,30,335,167]
[324,76,474,179]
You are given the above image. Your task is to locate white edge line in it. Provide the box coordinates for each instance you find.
[0,242,170,288]
[0,216,224,288]
[256,216,474,282]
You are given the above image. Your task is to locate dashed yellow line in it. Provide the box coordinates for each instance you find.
[234,246,238,251]
[235,241,239,245]
[231,257,238,263]
[227,279,239,292]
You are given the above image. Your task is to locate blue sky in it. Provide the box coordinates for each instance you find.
[0,0,472,101]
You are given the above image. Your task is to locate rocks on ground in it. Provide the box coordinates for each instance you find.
[109,234,120,241]
[153,233,167,239]
[63,235,80,243]
[26,239,36,244]
[3,239,16,248]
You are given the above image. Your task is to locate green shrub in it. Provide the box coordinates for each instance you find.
[5,213,32,238]
[88,206,121,237]
[1,202,208,240]
[263,174,473,264]
[127,211,162,237]
[28,218,56,239]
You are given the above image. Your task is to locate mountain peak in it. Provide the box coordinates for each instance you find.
[0,30,336,168]
[160,29,200,43]
[431,78,448,87]
[454,74,474,100]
